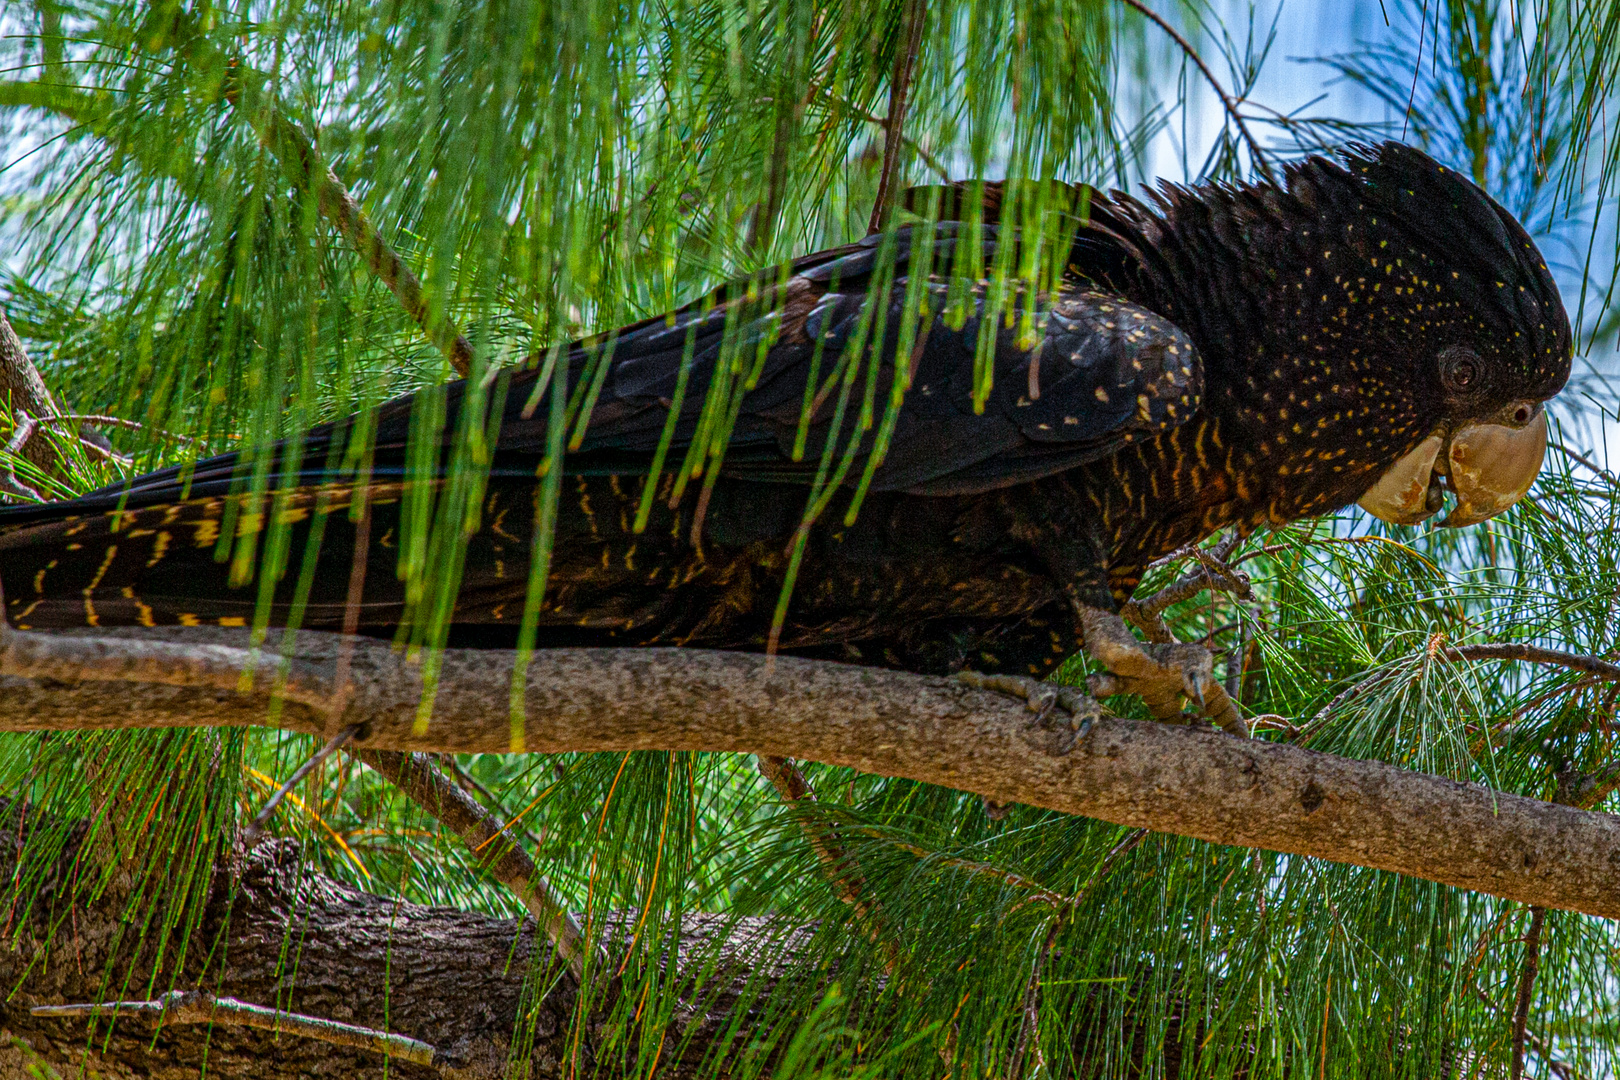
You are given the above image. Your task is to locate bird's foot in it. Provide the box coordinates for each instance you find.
[955,670,1099,754]
[1080,607,1248,736]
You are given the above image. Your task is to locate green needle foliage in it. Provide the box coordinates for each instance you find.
[1,0,1619,1076]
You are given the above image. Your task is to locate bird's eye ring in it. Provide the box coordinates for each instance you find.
[1442,350,1479,393]
[1511,402,1534,426]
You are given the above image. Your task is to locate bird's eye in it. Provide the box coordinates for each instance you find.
[1442,350,1479,393]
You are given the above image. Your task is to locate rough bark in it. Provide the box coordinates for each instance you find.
[0,823,802,1080]
[1,835,562,1078]
[0,804,1213,1079]
[2,626,1619,920]
[0,309,63,482]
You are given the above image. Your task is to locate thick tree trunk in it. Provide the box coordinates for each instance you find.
[0,827,1213,1080]
[0,822,816,1079]
[1,836,576,1078]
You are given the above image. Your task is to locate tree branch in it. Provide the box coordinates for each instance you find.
[1441,642,1620,682]
[867,0,929,235]
[755,753,901,969]
[355,749,602,985]
[439,753,549,851]
[33,990,439,1069]
[0,308,64,494]
[3,625,1620,919]
[222,62,475,376]
[1510,901,1546,1079]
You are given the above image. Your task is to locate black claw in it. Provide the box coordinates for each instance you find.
[1052,715,1093,755]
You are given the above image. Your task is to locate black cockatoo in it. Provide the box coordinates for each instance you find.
[0,143,1571,738]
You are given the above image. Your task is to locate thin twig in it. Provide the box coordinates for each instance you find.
[867,0,929,234]
[223,60,474,376]
[1121,532,1249,643]
[1302,666,1399,741]
[872,825,1147,919]
[242,724,362,845]
[1510,905,1546,1080]
[2,410,187,501]
[33,989,438,1067]
[1505,675,1600,732]
[1246,713,1301,737]
[440,755,549,852]
[837,99,950,181]
[1114,0,1277,183]
[1005,828,1146,1080]
[356,749,601,985]
[1306,641,1620,743]
[1551,442,1618,487]
[868,833,1072,910]
[1502,765,1615,1078]
[1555,764,1620,811]
[1006,915,1059,1079]
[757,754,902,970]
[0,411,46,502]
[1466,980,1589,1080]
[1078,828,1151,903]
[30,413,198,444]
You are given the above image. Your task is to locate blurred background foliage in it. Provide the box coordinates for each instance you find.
[2,0,1620,1075]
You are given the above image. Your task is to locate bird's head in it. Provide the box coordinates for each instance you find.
[1321,143,1572,527]
[1106,141,1571,531]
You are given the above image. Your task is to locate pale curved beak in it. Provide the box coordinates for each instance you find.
[1356,410,1548,528]
[1356,433,1446,525]
[1439,409,1548,527]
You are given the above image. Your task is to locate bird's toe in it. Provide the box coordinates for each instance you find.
[956,671,1099,753]
[1079,610,1248,736]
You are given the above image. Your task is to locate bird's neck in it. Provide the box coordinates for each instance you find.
[1090,250,1442,592]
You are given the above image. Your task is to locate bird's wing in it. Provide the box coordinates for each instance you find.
[503,220,1203,495]
[0,219,1201,524]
